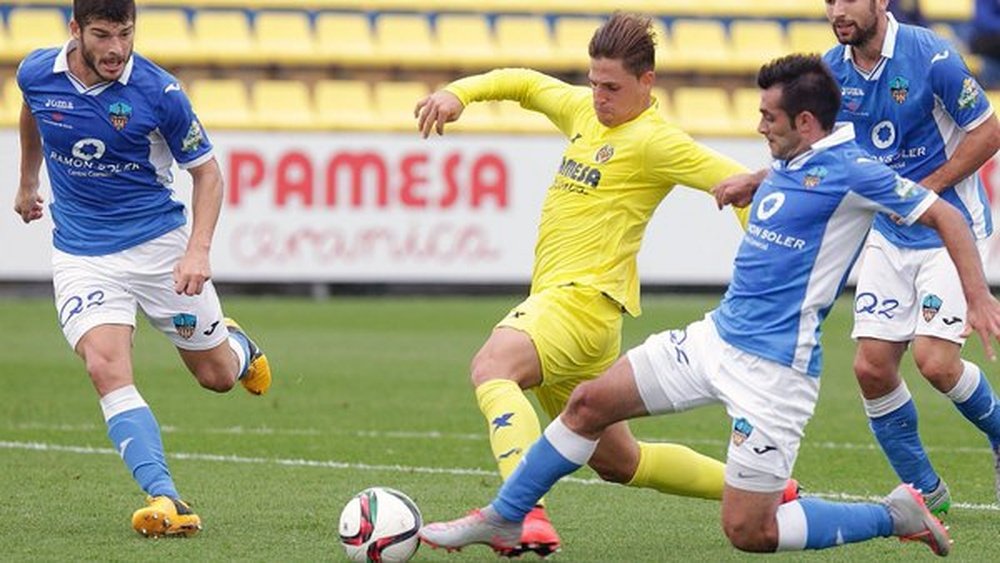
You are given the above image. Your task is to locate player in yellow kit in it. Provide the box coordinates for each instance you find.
[415,12,775,557]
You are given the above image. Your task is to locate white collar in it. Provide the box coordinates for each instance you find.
[52,40,134,87]
[843,12,898,64]
[783,123,856,170]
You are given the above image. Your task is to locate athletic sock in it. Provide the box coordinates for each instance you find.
[865,382,939,493]
[625,441,724,499]
[101,385,178,498]
[776,498,892,551]
[492,417,596,522]
[227,332,250,379]
[475,379,542,479]
[948,360,1000,449]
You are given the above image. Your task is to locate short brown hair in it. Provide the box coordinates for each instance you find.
[73,0,135,28]
[588,12,656,76]
[757,53,841,131]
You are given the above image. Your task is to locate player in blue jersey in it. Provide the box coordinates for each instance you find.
[418,54,1000,556]
[13,0,272,537]
[822,0,1000,512]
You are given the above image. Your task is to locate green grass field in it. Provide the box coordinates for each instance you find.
[1,295,997,561]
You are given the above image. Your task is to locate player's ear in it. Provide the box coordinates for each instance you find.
[795,110,815,132]
[69,18,81,39]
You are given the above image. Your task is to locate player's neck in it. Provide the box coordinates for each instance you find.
[851,16,889,72]
[67,46,106,88]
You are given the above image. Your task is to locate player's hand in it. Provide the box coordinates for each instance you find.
[962,293,1000,361]
[712,172,761,210]
[414,90,464,139]
[14,185,44,223]
[173,250,212,296]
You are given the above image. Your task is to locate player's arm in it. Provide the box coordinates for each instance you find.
[15,102,44,223]
[416,68,579,138]
[712,168,766,210]
[917,113,1000,192]
[174,158,223,296]
[647,128,753,228]
[917,199,1000,359]
[920,51,1000,191]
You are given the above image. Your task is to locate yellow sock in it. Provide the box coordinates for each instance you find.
[625,442,725,500]
[475,379,542,480]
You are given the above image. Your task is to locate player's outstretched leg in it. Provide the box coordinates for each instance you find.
[475,374,557,556]
[131,496,202,538]
[884,484,951,556]
[100,385,198,537]
[419,506,520,555]
[225,318,271,395]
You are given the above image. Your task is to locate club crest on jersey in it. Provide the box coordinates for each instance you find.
[958,77,981,110]
[594,144,614,164]
[172,313,198,340]
[182,120,204,153]
[108,101,132,130]
[803,166,828,188]
[921,294,943,322]
[731,417,753,447]
[889,76,909,104]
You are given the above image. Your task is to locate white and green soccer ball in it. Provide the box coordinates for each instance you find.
[338,487,422,562]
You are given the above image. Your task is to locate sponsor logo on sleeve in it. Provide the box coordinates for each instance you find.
[181,120,205,153]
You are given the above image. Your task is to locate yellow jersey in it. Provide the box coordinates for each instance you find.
[447,69,748,316]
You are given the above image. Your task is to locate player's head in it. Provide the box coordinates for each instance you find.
[756,54,841,160]
[70,0,135,83]
[825,0,888,48]
[587,12,656,127]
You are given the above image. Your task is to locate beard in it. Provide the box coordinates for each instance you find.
[838,19,879,47]
[79,37,130,82]
[834,1,880,47]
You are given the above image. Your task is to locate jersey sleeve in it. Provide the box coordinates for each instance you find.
[851,155,938,225]
[929,43,994,130]
[445,68,589,137]
[156,84,214,169]
[645,127,751,228]
[644,127,748,191]
[15,49,48,98]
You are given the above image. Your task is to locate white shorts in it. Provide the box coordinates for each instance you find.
[627,316,820,492]
[52,228,229,351]
[852,230,989,344]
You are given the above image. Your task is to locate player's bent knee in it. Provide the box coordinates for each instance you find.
[722,520,778,553]
[563,382,609,434]
[587,456,631,484]
[853,354,891,384]
[192,365,237,393]
[912,353,961,389]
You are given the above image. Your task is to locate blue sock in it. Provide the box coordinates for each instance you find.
[778,498,892,550]
[107,407,178,498]
[491,436,582,522]
[950,365,1000,450]
[228,332,251,379]
[869,399,939,493]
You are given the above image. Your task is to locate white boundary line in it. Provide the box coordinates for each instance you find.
[8,422,999,455]
[2,439,998,512]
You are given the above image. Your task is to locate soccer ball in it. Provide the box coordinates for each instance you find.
[338,487,422,562]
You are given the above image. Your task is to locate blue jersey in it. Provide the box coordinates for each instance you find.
[824,14,993,250]
[713,125,936,376]
[17,42,214,256]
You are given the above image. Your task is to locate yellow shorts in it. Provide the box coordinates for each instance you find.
[496,284,623,419]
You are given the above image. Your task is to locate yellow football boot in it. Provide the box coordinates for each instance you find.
[131,496,202,538]
[225,318,271,395]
